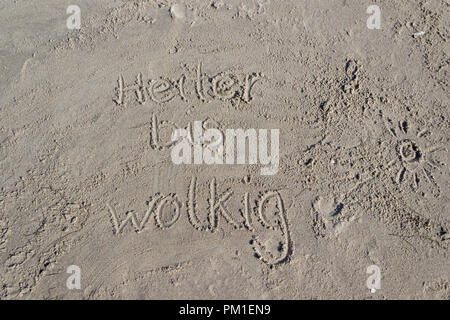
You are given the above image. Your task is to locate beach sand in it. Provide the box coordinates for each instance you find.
[0,0,448,299]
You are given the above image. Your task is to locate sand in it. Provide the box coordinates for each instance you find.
[0,0,448,299]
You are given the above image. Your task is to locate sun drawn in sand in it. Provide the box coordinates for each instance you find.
[384,119,446,191]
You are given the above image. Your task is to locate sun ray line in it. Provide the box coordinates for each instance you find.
[396,167,406,184]
[383,119,397,137]
[386,159,396,169]
[425,160,441,169]
[422,168,432,183]
[413,173,418,189]
[417,129,429,138]
[426,146,447,153]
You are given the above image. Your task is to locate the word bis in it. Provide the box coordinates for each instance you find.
[171,121,279,176]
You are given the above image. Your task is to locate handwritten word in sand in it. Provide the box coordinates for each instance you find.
[171,122,279,176]
[149,115,279,175]
[107,177,291,266]
[113,62,263,105]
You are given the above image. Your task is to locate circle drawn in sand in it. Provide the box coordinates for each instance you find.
[384,119,445,191]
[398,139,422,166]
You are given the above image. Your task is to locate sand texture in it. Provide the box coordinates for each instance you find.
[0,0,449,299]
